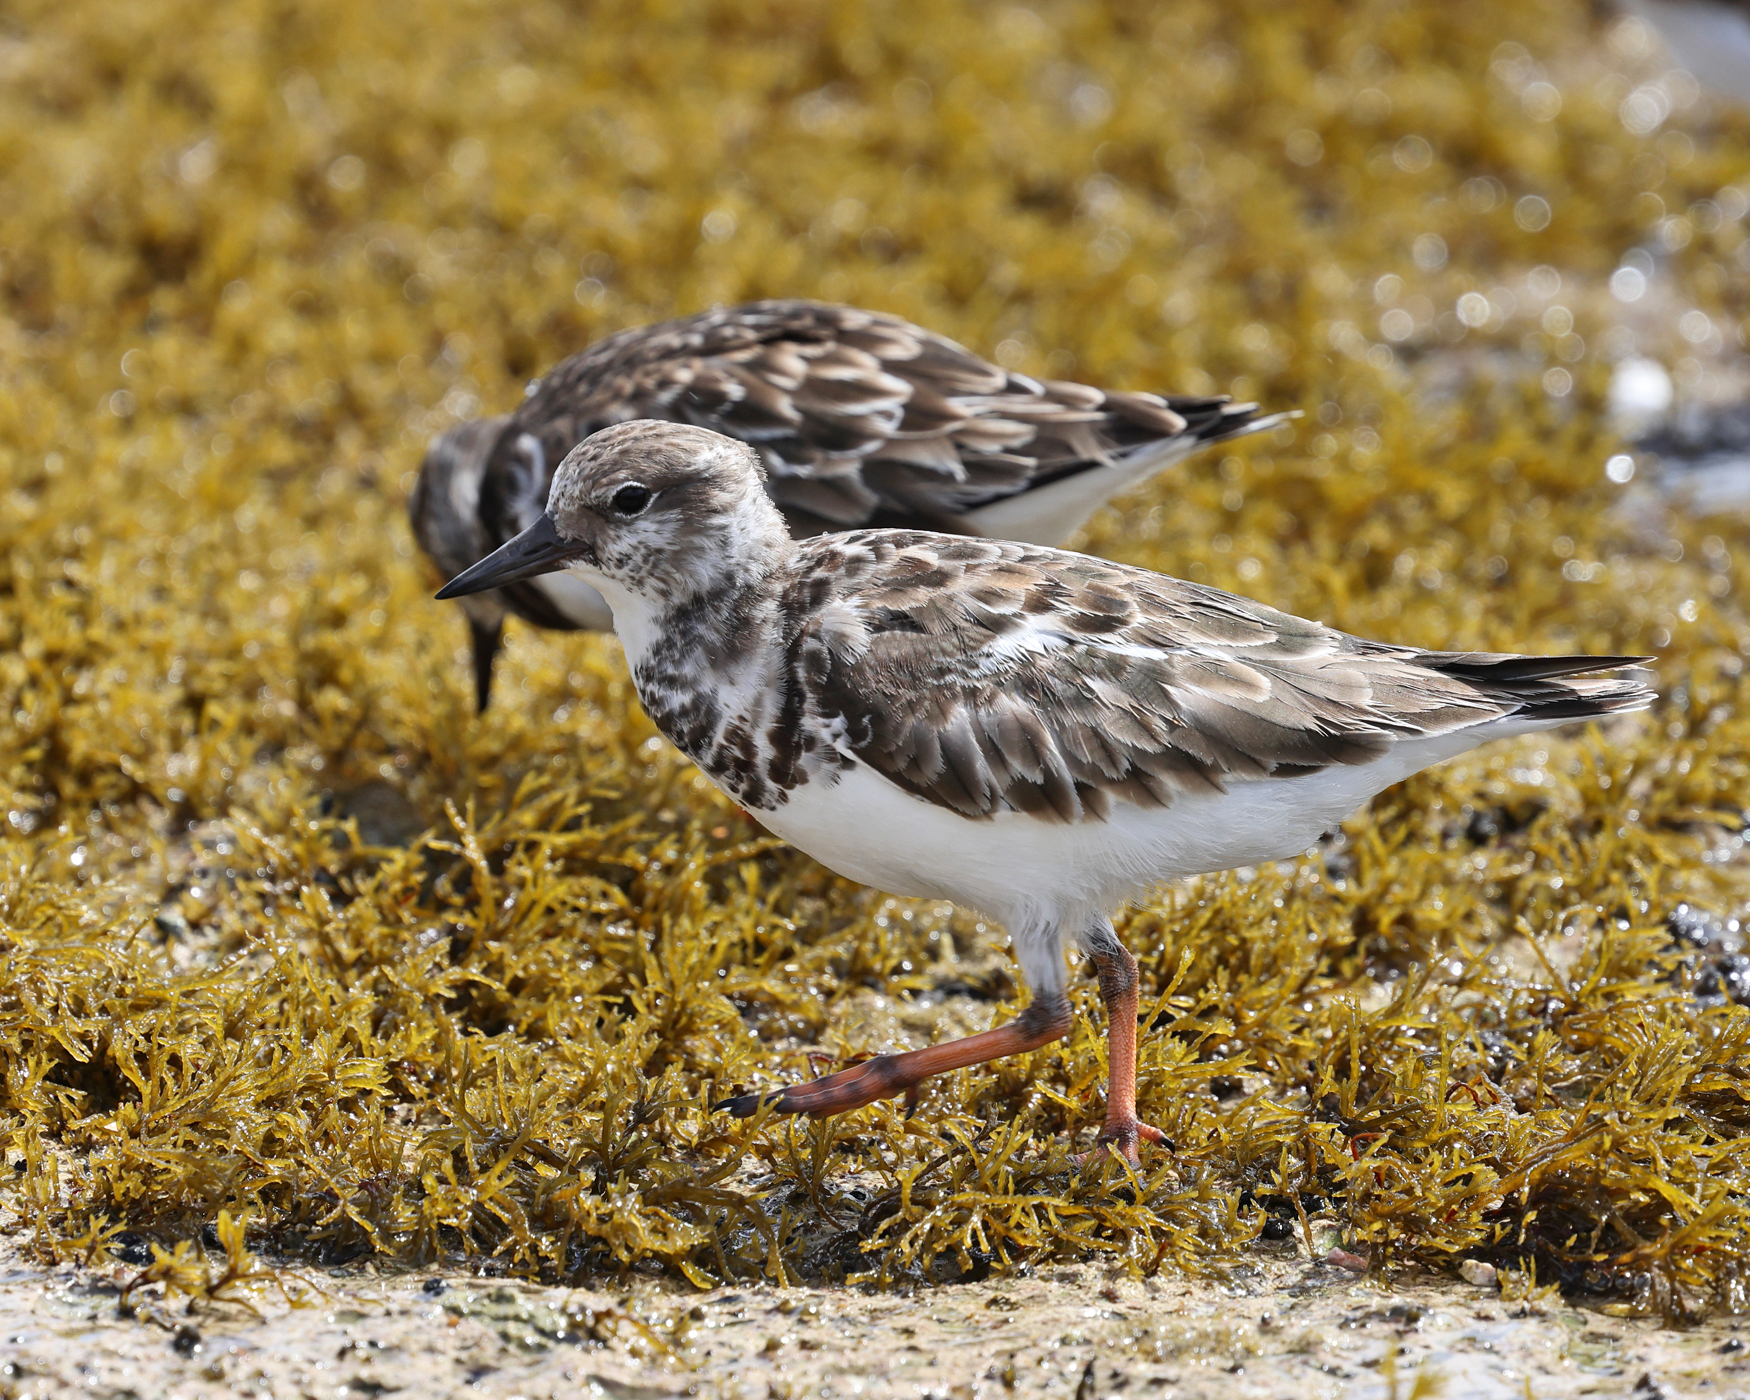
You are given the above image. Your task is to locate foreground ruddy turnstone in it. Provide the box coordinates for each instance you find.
[437,421,1655,1162]
[411,299,1286,711]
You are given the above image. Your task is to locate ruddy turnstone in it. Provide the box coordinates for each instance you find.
[410,299,1287,711]
[436,421,1655,1162]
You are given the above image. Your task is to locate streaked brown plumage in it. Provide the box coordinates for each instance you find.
[781,532,1652,825]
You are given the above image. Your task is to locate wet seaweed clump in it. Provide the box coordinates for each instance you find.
[2,0,1750,1322]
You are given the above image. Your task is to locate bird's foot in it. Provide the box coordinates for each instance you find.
[714,1053,914,1120]
[1076,1117,1170,1168]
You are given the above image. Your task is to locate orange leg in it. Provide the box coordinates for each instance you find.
[715,995,1072,1120]
[1084,939,1168,1165]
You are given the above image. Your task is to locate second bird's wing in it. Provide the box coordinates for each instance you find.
[500,300,1260,530]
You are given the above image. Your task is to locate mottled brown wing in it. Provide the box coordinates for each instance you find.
[497,300,1255,529]
[787,533,1516,823]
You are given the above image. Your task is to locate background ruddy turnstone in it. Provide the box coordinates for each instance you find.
[411,298,1286,711]
[438,420,1656,1163]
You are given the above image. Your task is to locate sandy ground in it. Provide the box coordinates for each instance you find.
[1,1228,1746,1400]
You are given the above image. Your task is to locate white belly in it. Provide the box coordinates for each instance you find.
[748,724,1519,933]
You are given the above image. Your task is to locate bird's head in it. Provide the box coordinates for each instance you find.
[407,415,509,580]
[435,419,787,617]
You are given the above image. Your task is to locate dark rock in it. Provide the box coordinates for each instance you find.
[1465,810,1501,842]
[334,780,426,848]
[1717,953,1750,1004]
[1668,902,1739,952]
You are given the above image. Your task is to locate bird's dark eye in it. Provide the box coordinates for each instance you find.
[610,483,652,517]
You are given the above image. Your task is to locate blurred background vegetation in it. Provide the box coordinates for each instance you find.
[1,0,1749,1313]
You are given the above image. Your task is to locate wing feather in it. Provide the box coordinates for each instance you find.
[492,300,1275,534]
[784,532,1647,824]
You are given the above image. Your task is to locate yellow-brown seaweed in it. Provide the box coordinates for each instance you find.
[1,0,1748,1319]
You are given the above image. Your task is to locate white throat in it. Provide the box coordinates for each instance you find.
[566,566,667,665]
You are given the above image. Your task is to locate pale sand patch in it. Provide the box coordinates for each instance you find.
[1,1231,1744,1399]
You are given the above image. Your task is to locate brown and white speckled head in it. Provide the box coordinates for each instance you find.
[436,419,791,620]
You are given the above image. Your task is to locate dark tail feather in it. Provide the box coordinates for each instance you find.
[1507,680,1655,723]
[1424,651,1652,684]
[1163,398,1301,449]
[1425,651,1657,724]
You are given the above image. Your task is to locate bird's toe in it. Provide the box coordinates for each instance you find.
[712,1090,775,1119]
[1078,1118,1173,1167]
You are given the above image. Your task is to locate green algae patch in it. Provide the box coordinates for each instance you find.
[2,0,1750,1320]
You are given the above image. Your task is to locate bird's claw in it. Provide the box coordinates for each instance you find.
[712,1089,781,1119]
[1076,1118,1171,1167]
[714,1053,909,1120]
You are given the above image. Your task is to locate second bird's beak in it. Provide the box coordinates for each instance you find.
[436,514,580,599]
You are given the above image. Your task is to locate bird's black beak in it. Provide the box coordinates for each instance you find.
[436,514,580,599]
